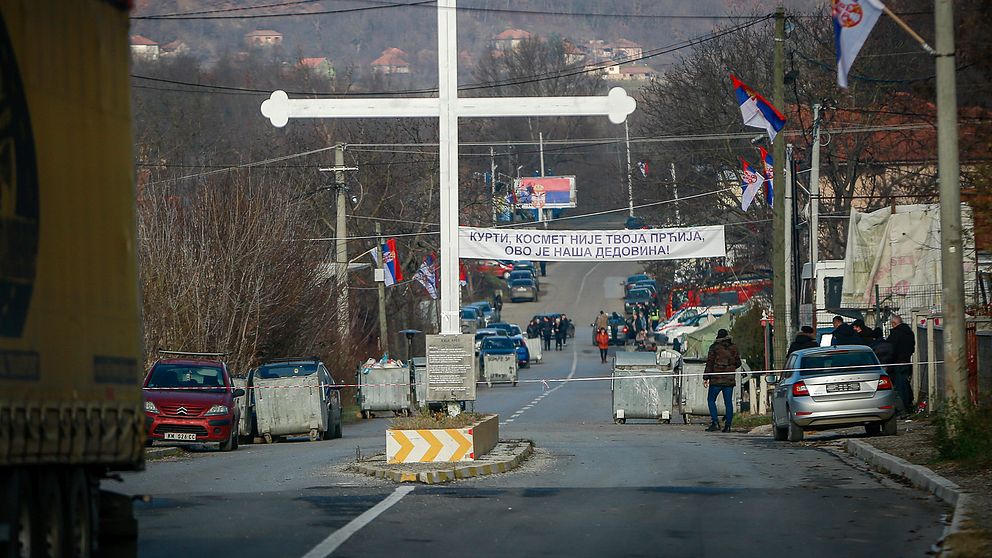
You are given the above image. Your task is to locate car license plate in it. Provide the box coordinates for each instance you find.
[826,382,860,393]
[163,432,197,441]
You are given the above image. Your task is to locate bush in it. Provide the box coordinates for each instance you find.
[730,302,767,370]
[934,399,992,464]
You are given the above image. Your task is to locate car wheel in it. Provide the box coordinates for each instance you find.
[614,418,626,424]
[881,415,897,436]
[773,424,788,441]
[787,419,804,442]
[263,433,274,444]
[37,470,66,557]
[333,419,343,439]
[2,470,38,558]
[864,422,881,436]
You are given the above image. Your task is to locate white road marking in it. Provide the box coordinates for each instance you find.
[302,485,414,558]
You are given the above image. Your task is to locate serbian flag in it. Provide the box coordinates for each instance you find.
[740,157,764,212]
[731,74,786,143]
[833,0,885,88]
[759,146,774,205]
[414,253,438,299]
[381,238,402,286]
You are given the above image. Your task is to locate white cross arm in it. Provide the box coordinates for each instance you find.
[261,90,439,127]
[457,87,636,124]
[260,87,637,127]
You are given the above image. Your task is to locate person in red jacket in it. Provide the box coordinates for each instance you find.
[595,328,610,363]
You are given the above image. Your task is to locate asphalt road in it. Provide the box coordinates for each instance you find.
[115,260,948,558]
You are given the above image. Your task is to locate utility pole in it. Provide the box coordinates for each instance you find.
[490,146,497,225]
[809,104,822,329]
[539,131,548,228]
[771,6,788,366]
[670,162,681,225]
[935,0,967,402]
[625,120,634,217]
[785,144,795,338]
[375,222,389,354]
[317,144,356,341]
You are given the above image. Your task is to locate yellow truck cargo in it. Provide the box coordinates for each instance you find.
[0,0,143,555]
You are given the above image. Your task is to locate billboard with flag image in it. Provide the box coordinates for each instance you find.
[512,176,577,209]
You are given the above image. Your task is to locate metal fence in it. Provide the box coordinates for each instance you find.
[912,315,992,408]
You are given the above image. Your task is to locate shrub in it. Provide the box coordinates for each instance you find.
[934,399,992,464]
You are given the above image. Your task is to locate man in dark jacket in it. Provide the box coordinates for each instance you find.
[830,316,858,346]
[885,314,916,414]
[541,317,554,351]
[704,329,741,432]
[787,326,819,356]
[851,319,877,346]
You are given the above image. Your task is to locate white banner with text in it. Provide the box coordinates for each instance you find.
[459,226,726,262]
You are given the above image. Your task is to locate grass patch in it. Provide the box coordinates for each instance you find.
[390,411,486,430]
[943,530,992,558]
[731,414,772,429]
[934,399,992,466]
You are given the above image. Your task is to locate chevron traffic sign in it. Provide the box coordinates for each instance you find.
[387,428,474,463]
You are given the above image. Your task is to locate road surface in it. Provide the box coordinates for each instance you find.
[115,260,948,558]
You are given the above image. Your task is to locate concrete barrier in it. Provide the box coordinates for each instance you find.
[386,414,499,464]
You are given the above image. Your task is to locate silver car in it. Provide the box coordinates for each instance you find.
[508,278,538,302]
[769,346,897,442]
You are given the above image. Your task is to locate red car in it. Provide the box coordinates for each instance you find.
[143,356,245,451]
[475,259,513,279]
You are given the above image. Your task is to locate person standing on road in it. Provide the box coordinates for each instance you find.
[541,317,553,351]
[492,291,503,322]
[554,317,565,351]
[595,310,609,332]
[703,329,741,432]
[527,319,540,339]
[787,325,819,356]
[596,328,610,363]
[540,261,546,276]
[885,314,916,415]
[561,314,571,347]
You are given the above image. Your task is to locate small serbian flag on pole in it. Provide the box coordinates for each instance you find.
[759,146,774,205]
[381,238,402,286]
[731,74,786,143]
[740,157,764,212]
[833,0,885,88]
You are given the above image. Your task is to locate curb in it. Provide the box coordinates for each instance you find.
[351,440,534,485]
[845,439,977,556]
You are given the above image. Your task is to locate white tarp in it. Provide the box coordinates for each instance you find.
[459,226,726,262]
[841,203,977,307]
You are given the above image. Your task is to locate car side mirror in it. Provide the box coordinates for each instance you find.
[232,388,246,398]
[765,375,778,385]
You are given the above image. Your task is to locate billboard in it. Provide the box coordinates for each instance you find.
[513,176,576,209]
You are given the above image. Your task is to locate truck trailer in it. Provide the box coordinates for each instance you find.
[1,1,144,555]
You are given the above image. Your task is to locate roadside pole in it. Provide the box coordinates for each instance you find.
[625,120,634,217]
[784,144,795,340]
[490,146,497,225]
[670,162,681,225]
[934,0,968,404]
[539,131,548,228]
[318,144,354,341]
[375,222,390,354]
[771,6,787,366]
[809,104,822,330]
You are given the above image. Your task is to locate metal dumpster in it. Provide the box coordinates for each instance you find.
[612,351,678,424]
[678,360,741,425]
[410,357,428,408]
[524,337,543,363]
[357,361,413,418]
[482,353,518,387]
[253,374,329,442]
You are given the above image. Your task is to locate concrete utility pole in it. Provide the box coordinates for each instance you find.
[771,6,788,366]
[375,222,389,354]
[784,144,795,339]
[670,162,681,225]
[935,0,968,402]
[625,121,634,217]
[317,144,355,340]
[490,146,497,225]
[809,104,822,329]
[539,131,548,228]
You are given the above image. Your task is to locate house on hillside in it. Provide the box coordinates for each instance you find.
[606,64,657,82]
[612,39,643,61]
[493,29,532,51]
[562,40,585,65]
[160,39,189,58]
[299,57,335,79]
[244,29,283,47]
[129,35,159,61]
[371,48,410,74]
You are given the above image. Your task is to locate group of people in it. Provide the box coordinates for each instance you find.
[787,314,917,415]
[526,315,572,352]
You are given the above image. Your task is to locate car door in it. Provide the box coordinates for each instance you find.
[772,356,797,426]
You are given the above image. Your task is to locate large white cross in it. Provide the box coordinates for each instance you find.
[261,0,636,335]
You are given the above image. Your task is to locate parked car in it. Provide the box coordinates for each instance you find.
[247,358,343,442]
[592,312,628,345]
[509,278,539,302]
[487,322,522,337]
[769,346,897,442]
[143,357,245,451]
[467,301,495,325]
[478,335,518,370]
[476,259,513,279]
[624,288,655,314]
[474,328,508,354]
[460,307,484,332]
[511,335,531,367]
[512,260,537,274]
[508,269,540,291]
[624,273,652,295]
